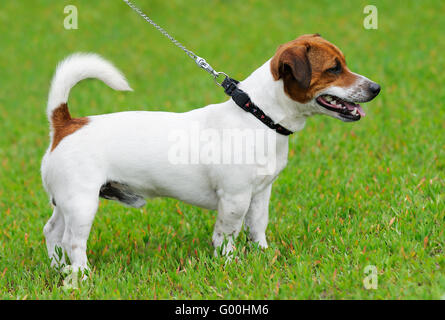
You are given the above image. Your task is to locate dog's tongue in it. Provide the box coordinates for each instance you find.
[344,101,366,117]
[356,105,366,117]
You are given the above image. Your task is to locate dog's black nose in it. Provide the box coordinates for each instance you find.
[369,82,381,96]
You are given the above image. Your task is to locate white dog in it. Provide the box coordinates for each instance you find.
[41,34,380,272]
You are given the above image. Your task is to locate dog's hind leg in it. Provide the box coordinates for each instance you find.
[43,206,66,267]
[59,192,99,273]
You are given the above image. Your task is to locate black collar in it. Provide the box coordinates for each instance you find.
[221,77,293,136]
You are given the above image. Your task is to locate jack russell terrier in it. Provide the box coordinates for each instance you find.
[41,34,380,272]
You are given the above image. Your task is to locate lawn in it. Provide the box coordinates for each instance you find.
[0,0,443,299]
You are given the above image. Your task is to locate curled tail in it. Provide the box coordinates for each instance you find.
[47,53,132,122]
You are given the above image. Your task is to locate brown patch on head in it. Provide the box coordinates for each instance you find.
[270,34,359,103]
[51,103,89,151]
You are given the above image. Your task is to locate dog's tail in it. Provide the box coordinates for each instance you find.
[46,53,132,122]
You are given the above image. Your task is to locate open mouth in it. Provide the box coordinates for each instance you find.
[316,94,365,121]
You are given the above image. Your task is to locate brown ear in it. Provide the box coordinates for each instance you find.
[271,45,312,89]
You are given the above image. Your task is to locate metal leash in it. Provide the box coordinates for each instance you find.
[122,0,228,86]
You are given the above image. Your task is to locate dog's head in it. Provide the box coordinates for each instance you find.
[271,34,380,122]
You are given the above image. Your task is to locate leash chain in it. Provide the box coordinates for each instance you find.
[122,0,294,135]
[122,0,227,85]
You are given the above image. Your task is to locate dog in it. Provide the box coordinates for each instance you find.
[41,34,380,272]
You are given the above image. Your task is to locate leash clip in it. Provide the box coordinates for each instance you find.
[195,56,228,87]
[195,56,218,78]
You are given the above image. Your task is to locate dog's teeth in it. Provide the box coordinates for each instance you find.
[351,108,358,116]
[325,96,332,102]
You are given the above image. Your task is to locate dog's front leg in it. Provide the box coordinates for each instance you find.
[212,190,252,257]
[244,184,272,249]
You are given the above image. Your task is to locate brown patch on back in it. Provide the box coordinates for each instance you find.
[270,34,359,103]
[51,103,89,151]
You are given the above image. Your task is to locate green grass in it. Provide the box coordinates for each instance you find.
[0,0,444,299]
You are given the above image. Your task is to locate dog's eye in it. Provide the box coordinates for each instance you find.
[326,61,342,74]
